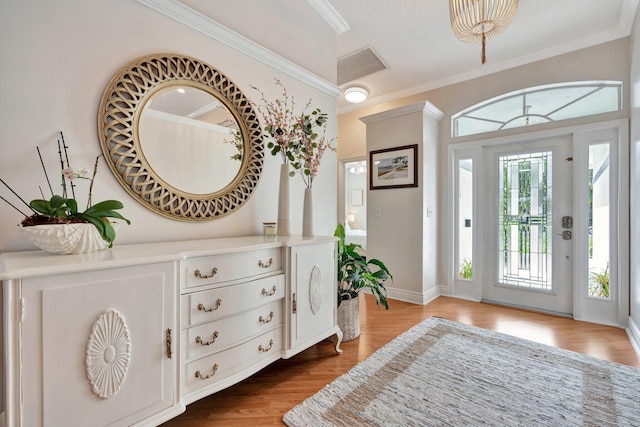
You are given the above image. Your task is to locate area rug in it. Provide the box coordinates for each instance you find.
[283,317,640,426]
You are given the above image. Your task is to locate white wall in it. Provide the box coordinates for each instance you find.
[361,102,441,304]
[629,6,640,344]
[0,0,339,253]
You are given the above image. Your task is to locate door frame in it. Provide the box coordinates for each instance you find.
[447,119,629,327]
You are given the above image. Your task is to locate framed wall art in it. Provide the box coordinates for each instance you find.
[369,144,418,190]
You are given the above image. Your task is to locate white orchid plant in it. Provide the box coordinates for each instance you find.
[1,132,130,247]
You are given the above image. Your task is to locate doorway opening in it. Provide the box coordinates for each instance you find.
[343,159,367,251]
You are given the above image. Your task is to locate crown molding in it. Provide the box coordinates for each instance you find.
[423,101,445,121]
[306,0,350,34]
[359,101,441,124]
[137,0,341,98]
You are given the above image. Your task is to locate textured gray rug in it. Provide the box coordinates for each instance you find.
[283,317,640,426]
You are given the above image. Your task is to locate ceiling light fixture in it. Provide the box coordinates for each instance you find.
[449,0,519,65]
[344,86,368,104]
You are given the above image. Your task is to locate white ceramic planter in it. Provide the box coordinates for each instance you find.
[20,223,118,255]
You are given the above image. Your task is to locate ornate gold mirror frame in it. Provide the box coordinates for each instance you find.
[98,53,263,221]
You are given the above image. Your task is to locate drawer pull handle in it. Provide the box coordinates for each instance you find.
[195,364,219,380]
[258,258,273,268]
[194,267,218,279]
[259,311,275,324]
[165,328,172,359]
[258,339,274,353]
[195,331,219,346]
[261,285,277,296]
[197,299,222,312]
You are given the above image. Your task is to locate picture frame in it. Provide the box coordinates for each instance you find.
[369,144,418,190]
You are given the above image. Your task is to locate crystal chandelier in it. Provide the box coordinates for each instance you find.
[449,0,519,64]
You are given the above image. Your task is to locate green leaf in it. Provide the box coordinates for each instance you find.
[86,210,131,224]
[66,198,78,214]
[78,214,109,239]
[77,214,117,247]
[84,200,123,214]
[30,199,52,215]
[49,195,67,209]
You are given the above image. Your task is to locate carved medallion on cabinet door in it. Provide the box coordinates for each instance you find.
[85,309,131,399]
[309,265,323,314]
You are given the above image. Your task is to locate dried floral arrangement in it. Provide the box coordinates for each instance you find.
[251,79,336,188]
[0,131,130,246]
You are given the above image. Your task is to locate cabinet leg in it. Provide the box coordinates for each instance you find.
[331,329,343,354]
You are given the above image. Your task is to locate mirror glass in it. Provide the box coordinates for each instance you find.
[139,86,243,194]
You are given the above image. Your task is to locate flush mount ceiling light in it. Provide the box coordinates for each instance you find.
[449,0,519,65]
[344,86,368,104]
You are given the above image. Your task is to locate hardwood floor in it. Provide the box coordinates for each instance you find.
[161,295,640,426]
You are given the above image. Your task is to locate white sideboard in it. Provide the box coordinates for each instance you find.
[0,236,342,427]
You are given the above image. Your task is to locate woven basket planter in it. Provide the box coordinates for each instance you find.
[337,293,360,342]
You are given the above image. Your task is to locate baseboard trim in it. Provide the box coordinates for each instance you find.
[626,316,640,357]
[438,284,451,296]
[386,286,440,305]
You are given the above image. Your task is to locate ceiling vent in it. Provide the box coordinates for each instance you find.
[337,47,387,86]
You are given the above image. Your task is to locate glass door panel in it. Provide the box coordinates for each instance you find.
[498,152,552,290]
[587,143,610,299]
[458,159,473,280]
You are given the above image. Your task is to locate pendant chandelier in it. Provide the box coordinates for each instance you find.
[449,0,519,64]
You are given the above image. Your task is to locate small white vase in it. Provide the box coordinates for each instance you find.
[277,163,291,236]
[302,187,314,237]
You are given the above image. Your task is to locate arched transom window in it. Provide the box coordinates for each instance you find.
[452,81,622,138]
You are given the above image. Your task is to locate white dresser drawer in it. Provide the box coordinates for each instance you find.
[183,247,281,288]
[182,328,282,396]
[181,274,285,326]
[181,299,283,362]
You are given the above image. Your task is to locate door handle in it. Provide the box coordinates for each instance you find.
[555,230,572,240]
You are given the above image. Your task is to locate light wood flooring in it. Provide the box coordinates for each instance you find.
[161,295,640,426]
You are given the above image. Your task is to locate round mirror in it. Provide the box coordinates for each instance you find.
[139,85,243,195]
[98,54,263,221]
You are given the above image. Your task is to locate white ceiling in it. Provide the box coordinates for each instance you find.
[317,0,639,112]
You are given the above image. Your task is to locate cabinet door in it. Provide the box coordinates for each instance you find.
[20,262,177,427]
[287,241,339,354]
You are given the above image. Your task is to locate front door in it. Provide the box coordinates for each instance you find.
[482,135,573,315]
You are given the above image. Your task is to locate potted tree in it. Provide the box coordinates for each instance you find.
[335,223,392,341]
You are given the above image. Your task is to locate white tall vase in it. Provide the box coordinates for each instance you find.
[277,163,291,236]
[302,187,314,237]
